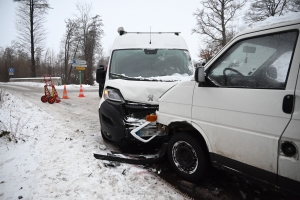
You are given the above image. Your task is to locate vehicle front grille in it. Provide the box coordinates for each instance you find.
[125,101,158,111]
[125,104,158,110]
[125,101,158,118]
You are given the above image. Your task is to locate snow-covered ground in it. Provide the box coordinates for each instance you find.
[0,82,187,200]
[1,13,300,199]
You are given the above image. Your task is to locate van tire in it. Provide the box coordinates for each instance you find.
[168,132,207,182]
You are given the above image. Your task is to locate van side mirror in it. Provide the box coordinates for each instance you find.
[96,65,106,84]
[266,66,277,79]
[195,67,205,83]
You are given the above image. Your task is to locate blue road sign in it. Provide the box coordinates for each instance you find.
[8,68,14,73]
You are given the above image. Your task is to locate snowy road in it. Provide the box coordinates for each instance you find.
[0,83,100,128]
[1,82,299,200]
[0,82,187,200]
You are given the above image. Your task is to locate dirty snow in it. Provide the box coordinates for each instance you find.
[0,82,187,200]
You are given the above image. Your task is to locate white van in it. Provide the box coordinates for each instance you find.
[153,17,300,194]
[96,28,194,143]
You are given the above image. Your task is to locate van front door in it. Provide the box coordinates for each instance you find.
[277,58,300,191]
[192,29,299,184]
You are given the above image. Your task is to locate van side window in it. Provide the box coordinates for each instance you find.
[207,31,298,89]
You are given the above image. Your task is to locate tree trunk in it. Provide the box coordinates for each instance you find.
[30,0,36,77]
[221,0,227,47]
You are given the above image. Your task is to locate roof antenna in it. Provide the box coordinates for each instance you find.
[149,26,152,44]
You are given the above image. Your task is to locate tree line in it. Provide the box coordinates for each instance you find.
[0,0,109,84]
[0,0,299,83]
[193,0,300,63]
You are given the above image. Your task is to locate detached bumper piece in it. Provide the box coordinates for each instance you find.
[94,143,168,165]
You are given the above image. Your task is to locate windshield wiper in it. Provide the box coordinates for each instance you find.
[110,72,130,80]
[109,72,176,82]
[110,72,146,81]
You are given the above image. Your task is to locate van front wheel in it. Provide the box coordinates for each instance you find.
[168,132,207,182]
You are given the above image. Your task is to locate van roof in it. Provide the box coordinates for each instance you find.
[237,14,300,37]
[111,33,189,50]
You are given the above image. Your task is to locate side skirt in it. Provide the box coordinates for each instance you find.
[210,153,300,196]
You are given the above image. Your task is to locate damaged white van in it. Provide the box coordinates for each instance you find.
[96,27,194,144]
[153,17,300,194]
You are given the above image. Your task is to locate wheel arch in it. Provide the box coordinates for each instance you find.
[166,120,212,154]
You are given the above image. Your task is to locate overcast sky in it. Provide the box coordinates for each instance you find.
[0,0,246,60]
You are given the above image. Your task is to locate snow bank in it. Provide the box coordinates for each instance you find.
[0,89,187,199]
[4,81,98,90]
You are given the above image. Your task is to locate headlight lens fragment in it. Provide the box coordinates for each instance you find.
[103,88,124,102]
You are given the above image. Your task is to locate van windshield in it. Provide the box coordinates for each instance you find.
[109,49,194,81]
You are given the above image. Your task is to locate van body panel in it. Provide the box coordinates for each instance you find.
[112,34,188,50]
[278,57,300,184]
[192,88,291,173]
[98,31,194,143]
[156,18,300,193]
[104,79,179,104]
[155,110,192,128]
[210,153,277,184]
[156,80,195,126]
[158,80,195,116]
[192,24,299,175]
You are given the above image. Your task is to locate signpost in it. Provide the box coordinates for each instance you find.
[79,70,82,84]
[8,68,14,76]
[72,60,87,84]
[75,67,86,71]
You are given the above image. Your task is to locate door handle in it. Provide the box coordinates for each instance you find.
[282,95,294,114]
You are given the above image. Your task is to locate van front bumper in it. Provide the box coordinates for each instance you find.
[99,100,126,142]
[99,100,167,143]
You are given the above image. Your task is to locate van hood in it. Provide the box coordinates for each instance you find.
[104,79,178,104]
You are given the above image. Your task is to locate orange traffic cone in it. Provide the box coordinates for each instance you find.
[78,84,85,97]
[62,85,69,99]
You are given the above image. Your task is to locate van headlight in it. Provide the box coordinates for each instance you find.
[103,88,125,103]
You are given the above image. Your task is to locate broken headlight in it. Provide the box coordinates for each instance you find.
[103,88,125,103]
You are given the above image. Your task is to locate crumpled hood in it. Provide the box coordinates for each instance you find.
[104,79,178,104]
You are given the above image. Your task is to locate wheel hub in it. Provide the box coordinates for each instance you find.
[172,141,198,174]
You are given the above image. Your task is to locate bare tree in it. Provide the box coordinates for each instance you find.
[97,48,109,67]
[192,0,245,52]
[0,47,15,82]
[199,43,219,63]
[244,0,290,24]
[0,42,31,82]
[14,0,51,77]
[12,41,31,78]
[289,0,300,11]
[75,3,104,85]
[61,19,79,84]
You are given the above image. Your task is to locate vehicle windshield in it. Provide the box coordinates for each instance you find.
[109,49,194,81]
